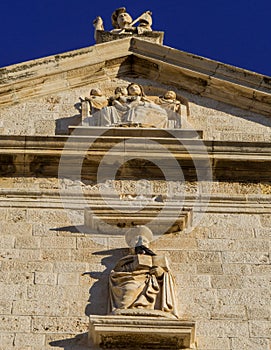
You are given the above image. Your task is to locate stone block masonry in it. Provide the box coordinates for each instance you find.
[0,196,270,349]
[0,37,270,349]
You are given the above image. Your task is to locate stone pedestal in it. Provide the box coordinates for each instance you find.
[95,30,164,45]
[89,315,196,349]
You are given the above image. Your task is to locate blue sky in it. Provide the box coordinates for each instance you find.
[1,0,271,76]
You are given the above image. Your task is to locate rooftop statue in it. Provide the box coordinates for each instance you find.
[93,7,158,44]
[108,226,179,319]
[110,7,152,34]
[80,84,189,128]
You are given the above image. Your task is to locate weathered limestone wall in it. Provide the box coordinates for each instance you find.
[0,77,270,141]
[153,213,270,350]
[0,46,270,349]
[187,95,271,142]
[0,178,270,349]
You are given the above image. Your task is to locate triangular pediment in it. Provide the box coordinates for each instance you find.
[0,37,270,144]
[1,37,270,116]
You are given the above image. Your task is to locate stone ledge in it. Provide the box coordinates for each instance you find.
[89,315,196,349]
[0,191,271,214]
[84,206,193,234]
[0,134,270,181]
[68,126,203,139]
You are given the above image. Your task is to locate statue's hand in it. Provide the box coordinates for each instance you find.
[149,266,164,278]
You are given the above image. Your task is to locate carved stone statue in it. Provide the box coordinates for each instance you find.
[94,7,153,39]
[80,84,189,128]
[84,88,108,113]
[92,7,164,45]
[80,88,108,125]
[157,91,181,114]
[108,226,179,319]
[111,7,129,29]
[92,86,129,126]
[112,8,134,32]
[120,83,168,128]
[108,86,129,111]
[110,7,153,35]
[154,91,182,128]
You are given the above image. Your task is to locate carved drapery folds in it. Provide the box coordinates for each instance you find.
[80,84,189,129]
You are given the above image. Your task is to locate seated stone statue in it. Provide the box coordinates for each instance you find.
[155,90,182,128]
[157,91,181,114]
[80,85,189,128]
[108,86,129,111]
[121,83,168,128]
[90,83,167,128]
[80,88,108,125]
[94,86,129,126]
[84,88,108,113]
[108,226,179,319]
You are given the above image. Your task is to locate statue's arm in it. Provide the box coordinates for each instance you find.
[113,255,135,272]
[149,266,165,278]
[178,95,190,116]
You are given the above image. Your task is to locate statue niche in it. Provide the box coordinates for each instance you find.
[108,226,179,319]
[80,83,189,129]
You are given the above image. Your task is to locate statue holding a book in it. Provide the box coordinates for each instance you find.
[108,226,179,319]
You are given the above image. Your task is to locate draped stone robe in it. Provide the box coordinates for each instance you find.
[108,253,179,318]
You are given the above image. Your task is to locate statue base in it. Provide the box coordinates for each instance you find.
[111,308,177,319]
[95,30,164,45]
[89,315,196,349]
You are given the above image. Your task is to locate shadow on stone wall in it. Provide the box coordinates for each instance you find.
[50,225,83,234]
[50,227,126,315]
[49,333,89,349]
[55,114,81,135]
[49,247,128,349]
[84,248,129,316]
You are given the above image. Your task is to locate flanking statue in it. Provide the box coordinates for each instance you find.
[108,226,179,319]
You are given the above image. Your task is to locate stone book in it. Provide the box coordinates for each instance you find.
[134,255,169,270]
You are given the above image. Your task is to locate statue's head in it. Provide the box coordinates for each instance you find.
[164,90,176,100]
[125,226,153,247]
[90,88,102,97]
[111,7,126,28]
[117,12,133,29]
[114,86,128,96]
[127,83,144,97]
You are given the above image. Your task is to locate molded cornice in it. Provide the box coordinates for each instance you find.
[0,133,270,181]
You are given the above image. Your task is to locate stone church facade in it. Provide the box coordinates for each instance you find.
[0,9,270,350]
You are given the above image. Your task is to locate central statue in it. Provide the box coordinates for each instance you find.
[108,226,179,319]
